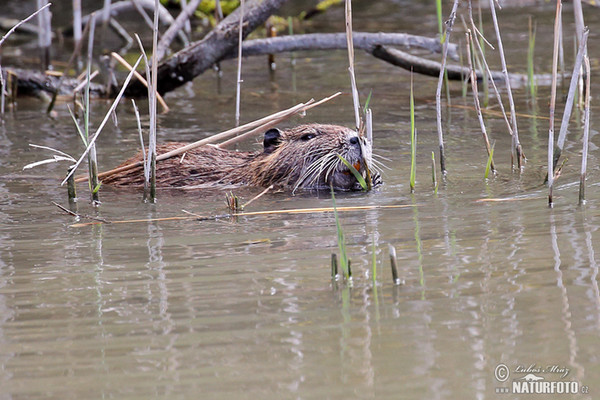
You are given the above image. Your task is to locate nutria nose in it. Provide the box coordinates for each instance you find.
[349,136,359,145]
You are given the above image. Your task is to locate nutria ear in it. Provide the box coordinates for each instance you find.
[263,128,282,153]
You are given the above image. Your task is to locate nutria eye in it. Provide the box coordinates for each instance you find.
[301,133,316,141]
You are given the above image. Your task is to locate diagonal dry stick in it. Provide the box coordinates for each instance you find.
[69,203,416,228]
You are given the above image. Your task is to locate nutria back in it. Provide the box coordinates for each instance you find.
[102,124,377,191]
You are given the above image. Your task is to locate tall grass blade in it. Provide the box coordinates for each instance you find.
[331,186,350,280]
[409,71,416,192]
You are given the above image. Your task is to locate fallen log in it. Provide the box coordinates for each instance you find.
[125,0,290,97]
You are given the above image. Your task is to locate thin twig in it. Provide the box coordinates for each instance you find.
[241,184,274,209]
[548,0,562,206]
[70,204,416,227]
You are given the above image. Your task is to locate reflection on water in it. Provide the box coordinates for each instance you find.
[1,0,600,398]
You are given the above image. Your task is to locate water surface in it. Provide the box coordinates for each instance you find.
[1,1,599,399]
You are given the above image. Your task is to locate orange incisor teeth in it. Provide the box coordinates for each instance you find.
[353,161,361,171]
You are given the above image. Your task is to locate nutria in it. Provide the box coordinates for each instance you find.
[102,124,380,191]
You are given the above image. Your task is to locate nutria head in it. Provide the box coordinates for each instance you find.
[248,124,377,191]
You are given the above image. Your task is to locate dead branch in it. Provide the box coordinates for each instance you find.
[125,0,290,97]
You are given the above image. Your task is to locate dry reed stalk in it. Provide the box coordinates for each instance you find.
[218,92,342,147]
[235,0,245,127]
[131,99,147,183]
[435,0,459,176]
[547,0,562,207]
[488,0,523,169]
[554,28,589,171]
[84,15,100,203]
[389,244,401,285]
[110,52,169,112]
[241,184,274,209]
[79,93,341,183]
[579,54,590,205]
[466,31,495,174]
[146,0,161,202]
[70,204,416,227]
[345,0,361,131]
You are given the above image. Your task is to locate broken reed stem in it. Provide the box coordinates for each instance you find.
[131,99,147,185]
[331,253,338,279]
[466,31,495,174]
[235,0,245,127]
[67,165,77,202]
[111,52,169,112]
[489,0,523,169]
[579,54,590,205]
[435,0,459,177]
[146,0,160,202]
[431,151,437,193]
[85,15,99,203]
[345,0,361,131]
[548,0,562,207]
[554,28,589,170]
[389,244,400,285]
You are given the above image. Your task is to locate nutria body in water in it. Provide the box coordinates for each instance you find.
[102,124,378,191]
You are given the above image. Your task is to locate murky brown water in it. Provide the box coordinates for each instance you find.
[1,1,599,399]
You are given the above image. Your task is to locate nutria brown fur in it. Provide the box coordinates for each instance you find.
[102,124,378,191]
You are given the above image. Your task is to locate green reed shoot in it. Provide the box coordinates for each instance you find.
[337,154,368,191]
[484,142,495,180]
[436,0,443,41]
[363,89,373,116]
[331,186,350,280]
[371,233,377,285]
[409,72,416,192]
[431,151,438,194]
[331,253,338,279]
[527,17,537,99]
